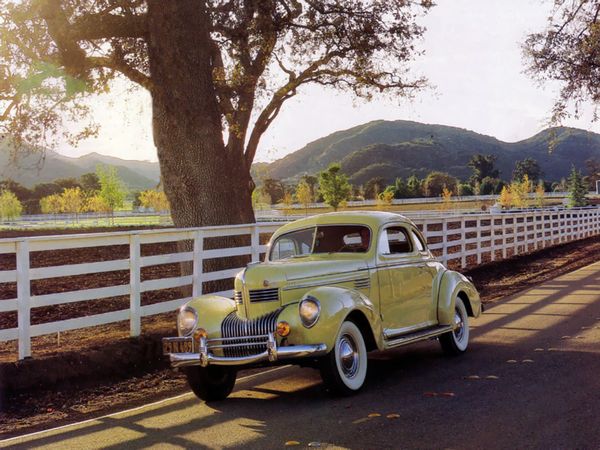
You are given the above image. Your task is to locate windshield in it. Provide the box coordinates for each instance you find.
[269,225,371,261]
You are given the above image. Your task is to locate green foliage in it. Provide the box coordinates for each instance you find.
[423,172,457,197]
[392,177,409,199]
[0,190,23,220]
[80,172,101,194]
[513,158,542,182]
[364,177,386,200]
[96,165,125,217]
[296,181,313,214]
[319,164,351,212]
[568,166,588,207]
[479,177,504,195]
[457,183,474,196]
[468,154,499,184]
[406,175,422,198]
[261,178,285,204]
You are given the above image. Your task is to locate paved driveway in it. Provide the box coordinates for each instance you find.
[3,261,600,449]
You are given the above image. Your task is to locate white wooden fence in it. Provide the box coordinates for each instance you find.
[1,208,599,360]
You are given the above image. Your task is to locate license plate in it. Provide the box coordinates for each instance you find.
[162,337,194,354]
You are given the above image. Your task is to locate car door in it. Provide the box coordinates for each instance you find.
[377,224,436,337]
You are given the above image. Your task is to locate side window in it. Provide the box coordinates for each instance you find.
[383,227,412,254]
[271,238,296,260]
[410,230,426,252]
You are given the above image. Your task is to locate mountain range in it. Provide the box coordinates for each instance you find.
[2,120,599,190]
[0,141,160,190]
[265,120,600,185]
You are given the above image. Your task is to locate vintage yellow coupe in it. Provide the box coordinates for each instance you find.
[163,212,482,400]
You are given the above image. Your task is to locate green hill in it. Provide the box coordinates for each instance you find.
[265,120,600,184]
[0,142,160,190]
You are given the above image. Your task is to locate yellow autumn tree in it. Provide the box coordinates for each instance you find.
[295,181,313,216]
[60,187,85,221]
[139,190,170,213]
[40,194,63,217]
[441,185,452,210]
[498,186,512,209]
[535,181,545,208]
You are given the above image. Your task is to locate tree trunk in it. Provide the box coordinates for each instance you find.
[147,0,255,228]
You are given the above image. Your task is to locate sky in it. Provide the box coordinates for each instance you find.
[58,0,600,164]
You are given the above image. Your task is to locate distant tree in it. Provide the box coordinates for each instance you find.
[281,191,294,215]
[468,154,499,185]
[97,166,125,222]
[441,185,453,210]
[423,172,457,197]
[296,181,313,216]
[0,179,31,202]
[553,178,568,192]
[568,166,588,207]
[458,183,474,196]
[261,179,285,204]
[139,190,170,213]
[364,177,386,200]
[54,178,82,191]
[585,158,600,190]
[479,177,504,195]
[377,187,395,209]
[498,186,512,209]
[393,177,409,199]
[40,194,64,217]
[85,195,111,215]
[319,164,351,212]
[0,190,23,220]
[406,175,423,198]
[300,175,319,200]
[535,181,546,208]
[513,158,542,183]
[32,183,62,200]
[511,174,532,208]
[252,189,271,211]
[60,187,85,222]
[80,173,101,194]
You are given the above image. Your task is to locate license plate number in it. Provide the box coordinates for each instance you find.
[163,337,194,354]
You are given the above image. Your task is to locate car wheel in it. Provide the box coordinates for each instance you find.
[320,321,367,395]
[440,296,470,356]
[184,366,237,401]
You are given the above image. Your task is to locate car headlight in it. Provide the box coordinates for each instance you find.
[299,296,321,328]
[177,306,198,336]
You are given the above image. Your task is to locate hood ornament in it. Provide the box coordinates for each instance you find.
[263,280,270,287]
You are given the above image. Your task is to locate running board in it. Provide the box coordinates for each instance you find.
[384,325,453,349]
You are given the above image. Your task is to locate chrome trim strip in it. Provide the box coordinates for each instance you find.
[383,321,437,340]
[384,325,453,349]
[283,274,370,291]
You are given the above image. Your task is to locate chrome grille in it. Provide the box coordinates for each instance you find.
[354,277,370,289]
[219,309,282,357]
[233,290,243,305]
[249,288,279,303]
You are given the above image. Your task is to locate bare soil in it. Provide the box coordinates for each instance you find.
[1,228,599,438]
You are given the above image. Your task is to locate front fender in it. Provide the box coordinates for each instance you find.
[278,286,383,351]
[437,270,482,325]
[184,295,237,337]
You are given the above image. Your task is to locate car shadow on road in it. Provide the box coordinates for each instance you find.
[4,264,600,449]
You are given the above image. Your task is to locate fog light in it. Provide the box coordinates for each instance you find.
[194,328,208,340]
[277,321,290,337]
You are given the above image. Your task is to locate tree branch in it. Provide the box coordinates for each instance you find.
[70,12,147,41]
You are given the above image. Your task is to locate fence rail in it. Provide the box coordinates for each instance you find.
[1,208,600,360]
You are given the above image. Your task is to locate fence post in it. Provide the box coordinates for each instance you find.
[251,225,260,262]
[193,230,204,297]
[129,233,141,337]
[16,240,31,360]
[442,218,448,266]
[460,217,466,268]
[502,216,507,259]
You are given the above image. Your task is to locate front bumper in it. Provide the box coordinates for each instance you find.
[163,333,327,368]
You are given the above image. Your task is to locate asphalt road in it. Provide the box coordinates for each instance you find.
[3,261,600,450]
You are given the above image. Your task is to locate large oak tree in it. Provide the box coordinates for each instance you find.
[0,0,431,227]
[524,0,600,124]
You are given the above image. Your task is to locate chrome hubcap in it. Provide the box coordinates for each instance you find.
[338,334,359,378]
[453,310,465,342]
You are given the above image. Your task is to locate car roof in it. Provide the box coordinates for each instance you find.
[273,211,416,236]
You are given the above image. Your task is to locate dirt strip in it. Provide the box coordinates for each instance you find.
[0,234,599,438]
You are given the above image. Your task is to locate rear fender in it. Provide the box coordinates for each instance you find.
[437,270,482,325]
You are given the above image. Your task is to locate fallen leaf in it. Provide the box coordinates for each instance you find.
[547,348,559,351]
[506,359,517,363]
[424,391,438,397]
[308,442,321,448]
[534,348,544,352]
[486,375,499,380]
[387,413,400,419]
[561,336,571,339]
[581,326,590,330]
[368,413,382,418]
[575,335,584,339]
[522,359,534,363]
[440,392,456,397]
[46,408,53,413]
[352,418,370,425]
[465,375,480,380]
[285,441,301,447]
